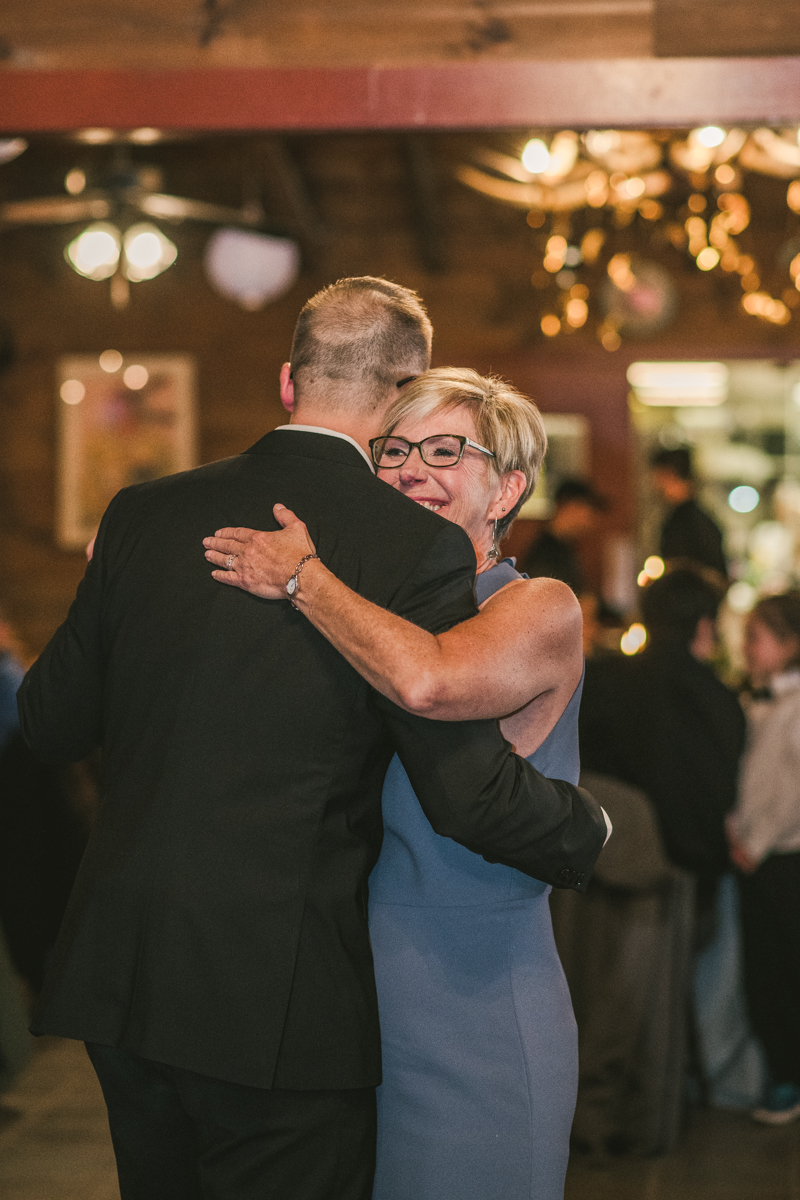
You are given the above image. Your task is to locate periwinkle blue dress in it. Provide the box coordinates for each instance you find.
[369,560,582,1200]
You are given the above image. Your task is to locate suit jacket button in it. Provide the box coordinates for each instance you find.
[557,867,574,886]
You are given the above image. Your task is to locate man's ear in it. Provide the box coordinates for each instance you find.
[280,363,295,413]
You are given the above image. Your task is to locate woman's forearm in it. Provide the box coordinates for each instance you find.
[293,559,456,714]
[293,561,580,721]
[203,514,582,721]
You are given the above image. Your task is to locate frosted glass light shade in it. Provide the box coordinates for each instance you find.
[204,228,300,310]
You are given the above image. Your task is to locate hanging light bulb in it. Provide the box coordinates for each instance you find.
[694,126,726,148]
[122,223,177,282]
[65,222,121,280]
[521,138,550,175]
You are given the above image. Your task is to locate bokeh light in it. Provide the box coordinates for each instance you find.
[728,485,760,513]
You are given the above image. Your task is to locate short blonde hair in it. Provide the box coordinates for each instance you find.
[379,367,547,539]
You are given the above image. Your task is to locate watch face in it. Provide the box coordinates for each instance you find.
[286,577,298,595]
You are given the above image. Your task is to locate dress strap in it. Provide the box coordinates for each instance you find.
[475,558,526,604]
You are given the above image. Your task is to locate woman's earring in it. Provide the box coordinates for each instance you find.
[487,518,500,559]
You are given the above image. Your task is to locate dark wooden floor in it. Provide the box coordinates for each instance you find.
[2,1038,799,1199]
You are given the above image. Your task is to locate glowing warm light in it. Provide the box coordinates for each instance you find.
[65,169,86,195]
[60,379,85,405]
[607,253,636,292]
[521,138,550,175]
[123,223,177,282]
[600,328,621,352]
[715,164,736,185]
[565,298,588,328]
[741,292,791,324]
[697,247,720,271]
[728,485,760,513]
[123,364,149,390]
[695,126,726,148]
[130,127,162,144]
[621,623,647,655]
[639,199,662,220]
[644,555,665,579]
[637,570,650,587]
[541,315,561,337]
[581,228,605,264]
[687,193,707,213]
[627,361,728,406]
[77,128,114,144]
[99,349,123,373]
[65,222,121,280]
[623,177,646,198]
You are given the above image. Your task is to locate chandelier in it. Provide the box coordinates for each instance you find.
[457,127,800,348]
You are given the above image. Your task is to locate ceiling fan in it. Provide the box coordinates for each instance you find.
[0,150,265,307]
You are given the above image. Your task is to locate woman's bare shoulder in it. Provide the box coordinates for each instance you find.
[481,574,582,623]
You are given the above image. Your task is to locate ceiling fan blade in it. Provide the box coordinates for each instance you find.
[0,196,111,226]
[137,193,263,226]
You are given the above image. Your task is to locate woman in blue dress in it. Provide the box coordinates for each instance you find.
[221,369,587,1199]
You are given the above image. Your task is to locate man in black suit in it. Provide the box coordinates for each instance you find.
[19,277,606,1200]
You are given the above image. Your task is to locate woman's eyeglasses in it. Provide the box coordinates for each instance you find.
[369,434,496,470]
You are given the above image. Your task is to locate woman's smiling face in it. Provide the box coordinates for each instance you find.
[377,404,503,556]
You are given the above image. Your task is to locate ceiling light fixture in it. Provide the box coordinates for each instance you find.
[65,222,121,280]
[122,223,177,282]
[695,126,726,148]
[521,138,550,175]
[65,221,178,305]
[627,361,729,406]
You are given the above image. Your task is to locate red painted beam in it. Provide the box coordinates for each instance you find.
[0,59,800,133]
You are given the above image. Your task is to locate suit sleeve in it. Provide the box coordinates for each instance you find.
[17,491,123,763]
[375,694,606,889]
[388,520,480,634]
[378,520,607,890]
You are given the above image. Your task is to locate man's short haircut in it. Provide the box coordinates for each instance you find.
[640,564,725,646]
[650,446,694,481]
[290,277,433,412]
[379,367,547,540]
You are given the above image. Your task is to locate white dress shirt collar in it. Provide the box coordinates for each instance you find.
[274,424,375,473]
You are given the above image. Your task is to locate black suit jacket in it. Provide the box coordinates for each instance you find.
[660,499,727,578]
[19,430,606,1089]
[579,642,745,889]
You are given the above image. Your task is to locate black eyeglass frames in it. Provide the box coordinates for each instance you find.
[369,434,496,470]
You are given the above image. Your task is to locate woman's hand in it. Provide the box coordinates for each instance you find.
[203,504,317,599]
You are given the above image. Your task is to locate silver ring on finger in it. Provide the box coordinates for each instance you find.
[226,554,238,570]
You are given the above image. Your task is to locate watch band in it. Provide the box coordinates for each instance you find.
[285,554,320,608]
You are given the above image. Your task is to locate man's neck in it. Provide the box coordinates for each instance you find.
[286,406,385,456]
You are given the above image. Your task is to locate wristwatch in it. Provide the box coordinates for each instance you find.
[285,554,320,607]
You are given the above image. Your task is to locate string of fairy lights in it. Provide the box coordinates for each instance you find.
[457,126,800,348]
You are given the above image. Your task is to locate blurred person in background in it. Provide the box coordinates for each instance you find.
[580,566,745,909]
[520,478,607,595]
[728,593,800,1125]
[651,448,727,579]
[0,604,93,999]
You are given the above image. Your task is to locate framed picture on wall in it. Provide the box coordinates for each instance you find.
[56,353,196,550]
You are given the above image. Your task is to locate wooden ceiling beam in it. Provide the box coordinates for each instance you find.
[654,0,800,58]
[1,59,800,134]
